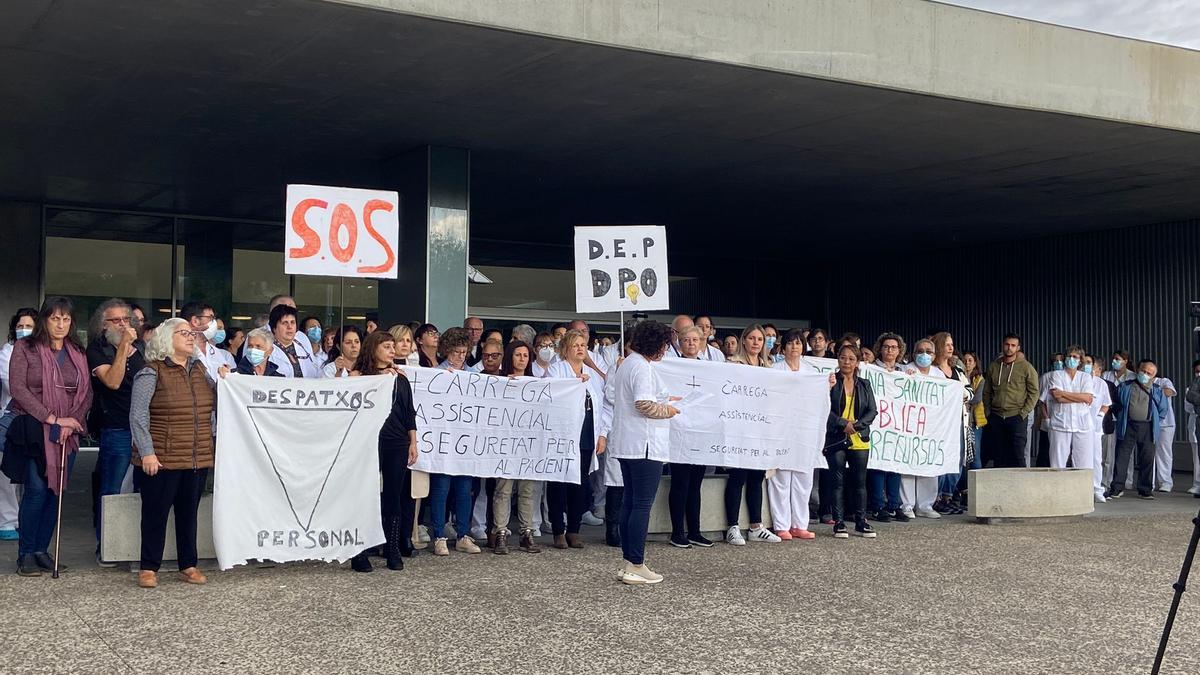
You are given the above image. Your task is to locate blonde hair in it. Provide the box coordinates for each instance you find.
[145,318,187,362]
[558,329,588,360]
[731,324,771,368]
[388,324,413,345]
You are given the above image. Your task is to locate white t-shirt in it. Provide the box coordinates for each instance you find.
[1042,370,1096,433]
[607,352,670,462]
[1155,377,1177,427]
[1088,376,1112,434]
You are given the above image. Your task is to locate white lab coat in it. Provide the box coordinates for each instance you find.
[606,353,670,463]
[267,336,322,378]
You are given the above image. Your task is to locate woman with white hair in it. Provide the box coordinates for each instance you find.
[900,338,945,519]
[510,323,536,348]
[236,327,281,376]
[129,318,221,587]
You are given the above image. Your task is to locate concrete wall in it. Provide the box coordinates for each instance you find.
[336,0,1200,133]
[0,202,42,325]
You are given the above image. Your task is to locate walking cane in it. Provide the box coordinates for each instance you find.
[51,439,67,579]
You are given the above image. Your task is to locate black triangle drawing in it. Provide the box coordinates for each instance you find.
[246,406,360,533]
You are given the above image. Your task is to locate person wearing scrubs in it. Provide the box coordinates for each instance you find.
[1042,346,1101,497]
[901,339,945,519]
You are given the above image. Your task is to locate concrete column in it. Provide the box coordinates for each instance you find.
[378,146,470,330]
[0,202,43,323]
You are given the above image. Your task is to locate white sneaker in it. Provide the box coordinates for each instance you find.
[914,508,941,519]
[747,526,782,543]
[581,511,604,526]
[901,507,916,519]
[1187,486,1200,495]
[1156,487,1172,494]
[725,526,746,546]
[620,563,663,585]
[470,526,488,540]
[1094,493,1108,503]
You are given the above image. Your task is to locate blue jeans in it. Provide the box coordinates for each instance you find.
[960,427,984,484]
[867,470,901,512]
[618,458,663,566]
[429,474,472,540]
[18,451,77,556]
[938,472,959,497]
[94,428,132,543]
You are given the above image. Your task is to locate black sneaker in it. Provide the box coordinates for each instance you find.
[669,534,692,549]
[855,520,877,538]
[688,534,715,548]
[350,554,373,573]
[1106,488,1124,499]
[868,510,892,523]
[832,521,849,539]
[17,554,42,577]
[33,552,65,572]
[1138,492,1155,500]
[891,509,911,523]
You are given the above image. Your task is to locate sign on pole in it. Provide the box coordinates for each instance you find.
[573,225,669,312]
[284,184,400,278]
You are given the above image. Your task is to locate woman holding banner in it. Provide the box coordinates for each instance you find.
[349,330,418,573]
[129,318,215,587]
[768,329,821,541]
[826,344,878,539]
[491,340,542,555]
[723,325,782,546]
[322,325,362,378]
[666,326,713,548]
[236,328,282,376]
[932,332,971,515]
[547,329,605,550]
[867,332,908,523]
[901,338,945,519]
[607,320,677,585]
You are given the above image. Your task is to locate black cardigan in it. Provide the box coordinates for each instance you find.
[826,375,878,448]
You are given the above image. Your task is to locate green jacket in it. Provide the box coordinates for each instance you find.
[983,355,1039,419]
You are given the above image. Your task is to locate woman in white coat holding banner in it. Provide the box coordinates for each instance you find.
[666,326,713,548]
[901,338,945,519]
[607,320,678,585]
[546,329,606,550]
[769,329,823,541]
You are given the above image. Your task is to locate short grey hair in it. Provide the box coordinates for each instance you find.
[511,324,535,347]
[145,318,186,362]
[245,327,274,353]
[88,298,130,342]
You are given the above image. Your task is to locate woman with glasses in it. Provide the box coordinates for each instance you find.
[723,325,782,546]
[899,338,946,519]
[546,329,606,549]
[414,324,440,368]
[477,339,504,375]
[531,331,557,377]
[666,326,713,548]
[426,327,480,555]
[6,298,93,576]
[128,318,217,587]
[866,332,909,523]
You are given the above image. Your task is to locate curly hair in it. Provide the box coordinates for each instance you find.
[629,320,673,359]
[145,318,187,362]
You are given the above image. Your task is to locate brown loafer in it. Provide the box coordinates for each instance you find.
[138,570,158,588]
[566,533,585,549]
[552,534,568,549]
[178,567,207,585]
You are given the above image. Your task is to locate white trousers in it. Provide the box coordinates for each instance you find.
[1049,430,1101,497]
[1154,426,1175,491]
[0,467,18,529]
[767,469,812,531]
[1092,431,1105,497]
[900,475,937,511]
[1189,414,1199,491]
[1024,416,1035,468]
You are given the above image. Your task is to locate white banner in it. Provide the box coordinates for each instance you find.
[573,225,669,312]
[405,367,587,482]
[284,184,399,279]
[214,374,394,570]
[655,359,829,472]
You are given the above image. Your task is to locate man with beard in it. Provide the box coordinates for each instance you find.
[87,298,145,566]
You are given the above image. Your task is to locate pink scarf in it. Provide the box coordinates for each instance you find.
[36,342,90,494]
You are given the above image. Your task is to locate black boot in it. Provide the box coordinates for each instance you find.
[17,554,42,577]
[605,522,621,547]
[605,487,623,547]
[385,517,404,571]
[350,553,373,573]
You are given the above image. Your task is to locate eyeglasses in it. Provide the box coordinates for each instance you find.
[174,329,199,338]
[483,353,502,360]
[915,350,935,355]
[104,316,132,325]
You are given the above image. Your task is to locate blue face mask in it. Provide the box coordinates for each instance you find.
[764,336,776,351]
[245,347,266,366]
[212,329,227,345]
[15,328,32,340]
[1052,361,1064,371]
[306,326,323,343]
[1111,359,1123,371]
[1137,372,1152,385]
[1064,356,1080,370]
[914,353,933,368]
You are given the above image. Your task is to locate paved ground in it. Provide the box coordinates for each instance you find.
[3,452,1200,674]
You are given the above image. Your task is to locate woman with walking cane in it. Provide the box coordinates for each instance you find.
[4,297,93,577]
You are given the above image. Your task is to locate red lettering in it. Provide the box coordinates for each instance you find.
[358,199,397,274]
[289,198,326,259]
[328,202,357,264]
[915,406,927,435]
[877,399,892,428]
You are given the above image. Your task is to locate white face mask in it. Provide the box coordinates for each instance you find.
[202,320,219,341]
[538,347,555,363]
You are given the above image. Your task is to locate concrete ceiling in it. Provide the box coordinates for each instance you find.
[2,0,1200,265]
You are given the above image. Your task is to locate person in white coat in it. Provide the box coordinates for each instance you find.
[1153,374,1178,492]
[605,320,678,585]
[0,308,38,540]
[322,325,362,378]
[1042,345,1102,498]
[266,304,321,378]
[546,329,606,549]
[1082,357,1112,503]
[768,329,823,541]
[181,301,235,384]
[901,338,945,519]
[531,332,558,378]
[694,315,726,362]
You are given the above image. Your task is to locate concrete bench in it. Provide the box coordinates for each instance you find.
[967,468,1094,522]
[100,475,772,562]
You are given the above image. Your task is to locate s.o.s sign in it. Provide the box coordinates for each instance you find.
[284,185,400,279]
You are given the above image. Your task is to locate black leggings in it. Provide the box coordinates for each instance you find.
[826,447,869,523]
[379,443,414,553]
[547,409,596,536]
[668,463,706,537]
[723,468,765,527]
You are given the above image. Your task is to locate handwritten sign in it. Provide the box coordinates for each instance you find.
[655,359,829,471]
[213,374,393,570]
[573,225,669,312]
[860,363,963,476]
[285,184,399,279]
[404,367,587,482]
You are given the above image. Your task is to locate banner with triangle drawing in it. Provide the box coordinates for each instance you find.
[213,374,393,570]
